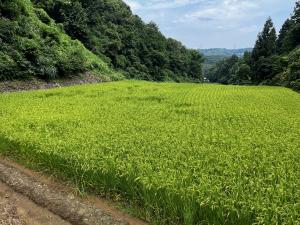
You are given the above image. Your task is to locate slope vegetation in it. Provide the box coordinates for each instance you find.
[0,0,122,81]
[33,0,204,82]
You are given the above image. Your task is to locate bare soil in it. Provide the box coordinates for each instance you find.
[0,73,103,93]
[0,181,71,225]
[0,158,148,225]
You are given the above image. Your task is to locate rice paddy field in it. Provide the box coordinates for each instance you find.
[0,81,299,225]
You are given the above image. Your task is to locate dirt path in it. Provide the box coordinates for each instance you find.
[0,73,103,93]
[0,181,71,225]
[0,158,148,225]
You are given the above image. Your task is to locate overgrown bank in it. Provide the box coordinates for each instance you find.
[0,0,123,81]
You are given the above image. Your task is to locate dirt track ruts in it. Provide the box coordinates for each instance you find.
[0,161,128,225]
[0,180,71,225]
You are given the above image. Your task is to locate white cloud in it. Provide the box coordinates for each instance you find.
[122,0,296,48]
[239,25,259,33]
[171,0,262,32]
[183,0,259,22]
[123,0,142,11]
[143,0,201,10]
[124,0,207,11]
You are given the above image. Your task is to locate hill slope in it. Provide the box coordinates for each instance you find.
[33,0,204,82]
[0,0,122,81]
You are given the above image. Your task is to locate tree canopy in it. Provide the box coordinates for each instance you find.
[32,0,204,82]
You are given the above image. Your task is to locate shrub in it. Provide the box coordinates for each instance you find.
[34,8,51,24]
[278,47,300,89]
[0,1,26,19]
[291,79,300,91]
[0,53,18,80]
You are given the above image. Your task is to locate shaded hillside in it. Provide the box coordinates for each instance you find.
[0,0,121,81]
[33,0,204,82]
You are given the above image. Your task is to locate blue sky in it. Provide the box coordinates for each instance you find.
[123,0,297,49]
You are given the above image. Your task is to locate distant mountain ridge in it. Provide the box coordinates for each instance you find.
[199,48,253,57]
[200,48,252,76]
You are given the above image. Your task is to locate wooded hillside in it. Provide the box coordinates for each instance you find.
[0,0,122,81]
[0,0,204,82]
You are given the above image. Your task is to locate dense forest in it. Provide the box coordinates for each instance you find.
[207,1,300,91]
[0,0,204,82]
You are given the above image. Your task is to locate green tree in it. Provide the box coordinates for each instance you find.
[229,63,251,85]
[252,18,277,61]
[206,55,239,84]
[276,19,293,54]
[292,1,300,23]
[279,47,300,90]
[61,1,88,42]
[278,2,300,53]
[251,18,277,82]
[188,50,204,81]
[243,51,252,65]
[288,2,300,51]
[34,0,204,82]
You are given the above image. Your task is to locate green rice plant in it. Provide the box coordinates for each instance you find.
[0,81,299,225]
